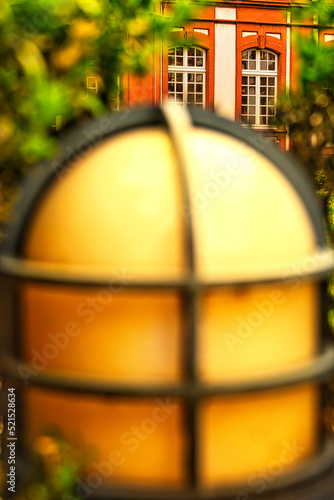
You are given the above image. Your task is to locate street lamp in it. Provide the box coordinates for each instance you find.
[1,106,334,499]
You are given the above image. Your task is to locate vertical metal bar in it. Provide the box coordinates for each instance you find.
[321,279,334,451]
[13,283,26,461]
[322,280,333,345]
[162,106,198,488]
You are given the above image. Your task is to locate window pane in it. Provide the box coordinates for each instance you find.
[241,116,248,124]
[168,47,205,108]
[269,116,275,125]
[241,49,278,127]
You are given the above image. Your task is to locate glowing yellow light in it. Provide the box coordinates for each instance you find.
[19,120,322,487]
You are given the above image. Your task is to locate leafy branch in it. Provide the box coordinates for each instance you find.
[0,0,201,218]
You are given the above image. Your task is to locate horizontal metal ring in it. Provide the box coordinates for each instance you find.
[2,345,334,397]
[33,436,334,500]
[0,248,334,288]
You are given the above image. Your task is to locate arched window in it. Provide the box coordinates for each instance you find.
[241,49,277,126]
[168,47,206,108]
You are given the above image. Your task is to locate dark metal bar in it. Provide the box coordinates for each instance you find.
[0,108,329,261]
[188,108,328,248]
[160,106,199,488]
[1,106,334,500]
[52,435,334,500]
[320,383,329,454]
[1,109,168,258]
[1,253,334,288]
[321,280,333,346]
[2,345,334,397]
[161,106,196,274]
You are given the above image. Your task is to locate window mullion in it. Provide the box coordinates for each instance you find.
[168,45,206,109]
[256,75,260,126]
[241,49,278,127]
[184,71,187,107]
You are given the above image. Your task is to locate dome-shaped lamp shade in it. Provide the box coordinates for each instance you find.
[1,107,334,499]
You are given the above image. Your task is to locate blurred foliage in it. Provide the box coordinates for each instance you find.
[0,0,201,222]
[278,0,334,213]
[10,431,89,500]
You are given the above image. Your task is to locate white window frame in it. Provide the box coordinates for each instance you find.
[86,76,98,95]
[241,49,278,127]
[167,46,206,108]
[110,75,121,111]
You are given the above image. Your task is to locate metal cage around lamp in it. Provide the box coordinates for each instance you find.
[1,106,334,500]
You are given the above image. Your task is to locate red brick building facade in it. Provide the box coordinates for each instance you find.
[121,1,334,151]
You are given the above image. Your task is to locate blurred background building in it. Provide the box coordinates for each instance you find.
[117,0,334,150]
